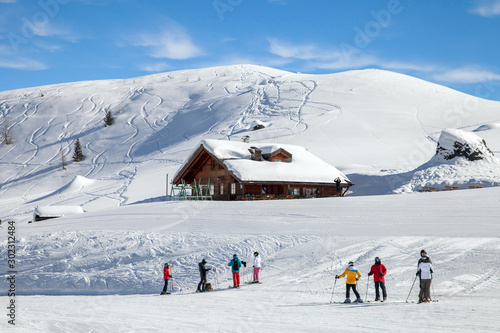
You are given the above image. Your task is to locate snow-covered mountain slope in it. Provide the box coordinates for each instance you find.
[1,65,500,219]
[1,65,500,332]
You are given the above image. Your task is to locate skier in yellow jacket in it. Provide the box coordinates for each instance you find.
[336,261,363,303]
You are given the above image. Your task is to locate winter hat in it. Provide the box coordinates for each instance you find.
[233,254,238,258]
[375,257,381,263]
[420,249,427,256]
[201,259,207,264]
[348,261,354,266]
[164,263,169,267]
[254,252,259,256]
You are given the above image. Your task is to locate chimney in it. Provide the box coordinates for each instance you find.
[248,147,262,161]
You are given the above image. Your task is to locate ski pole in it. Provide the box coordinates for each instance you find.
[170,264,174,292]
[365,275,370,302]
[330,277,338,304]
[431,272,436,301]
[406,275,418,303]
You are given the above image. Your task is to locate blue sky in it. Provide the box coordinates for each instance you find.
[1,0,500,101]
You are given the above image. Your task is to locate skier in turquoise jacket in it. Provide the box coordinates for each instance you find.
[228,254,242,287]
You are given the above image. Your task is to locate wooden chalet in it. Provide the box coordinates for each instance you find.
[173,139,353,200]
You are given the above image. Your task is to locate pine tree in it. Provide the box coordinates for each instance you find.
[73,138,84,162]
[104,110,114,127]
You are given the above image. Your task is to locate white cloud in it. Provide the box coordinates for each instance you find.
[133,26,203,60]
[268,38,340,60]
[0,57,47,70]
[431,67,500,83]
[28,21,81,43]
[469,0,500,17]
[267,38,500,85]
[268,38,428,71]
[139,62,170,72]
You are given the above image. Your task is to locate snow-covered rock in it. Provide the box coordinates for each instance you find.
[435,128,494,162]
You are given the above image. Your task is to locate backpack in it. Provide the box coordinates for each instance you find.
[233,259,239,271]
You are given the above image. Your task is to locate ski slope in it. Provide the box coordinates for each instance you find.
[1,188,500,332]
[1,65,500,332]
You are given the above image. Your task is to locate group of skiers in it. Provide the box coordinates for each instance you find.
[224,251,261,289]
[161,249,434,304]
[335,249,434,303]
[160,252,262,294]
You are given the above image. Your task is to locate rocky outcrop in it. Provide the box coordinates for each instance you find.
[435,129,494,161]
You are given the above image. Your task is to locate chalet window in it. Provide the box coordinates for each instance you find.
[305,188,312,196]
[262,185,268,194]
[273,159,283,162]
[293,188,300,196]
[210,184,215,195]
[220,184,224,195]
[231,183,236,194]
[211,160,216,170]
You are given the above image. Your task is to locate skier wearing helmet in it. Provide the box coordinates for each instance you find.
[336,261,362,303]
[228,254,242,288]
[252,252,261,283]
[197,259,211,292]
[368,257,387,301]
[161,263,172,295]
[417,251,434,303]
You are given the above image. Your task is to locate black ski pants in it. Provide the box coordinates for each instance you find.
[345,283,360,299]
[162,280,169,293]
[197,274,207,291]
[375,281,387,299]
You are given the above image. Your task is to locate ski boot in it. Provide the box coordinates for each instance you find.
[374,297,380,302]
[354,298,363,303]
[343,298,351,303]
[383,297,387,302]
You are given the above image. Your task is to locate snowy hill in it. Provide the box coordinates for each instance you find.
[1,65,500,332]
[1,65,500,219]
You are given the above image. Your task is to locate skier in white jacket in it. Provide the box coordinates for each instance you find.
[417,255,434,303]
[252,252,261,283]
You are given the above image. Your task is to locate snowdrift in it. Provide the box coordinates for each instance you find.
[349,129,500,195]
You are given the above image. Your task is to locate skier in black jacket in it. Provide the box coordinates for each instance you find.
[197,259,211,292]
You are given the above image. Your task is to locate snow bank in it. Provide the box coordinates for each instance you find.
[349,129,500,195]
[473,122,500,132]
[33,205,84,221]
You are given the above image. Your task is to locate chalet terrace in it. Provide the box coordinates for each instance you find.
[173,140,353,201]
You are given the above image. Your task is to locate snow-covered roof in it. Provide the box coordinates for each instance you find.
[197,139,350,184]
[34,206,84,218]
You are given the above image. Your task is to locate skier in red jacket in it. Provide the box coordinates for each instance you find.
[367,257,387,301]
[161,263,172,295]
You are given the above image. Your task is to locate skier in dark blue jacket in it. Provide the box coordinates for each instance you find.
[197,259,211,292]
